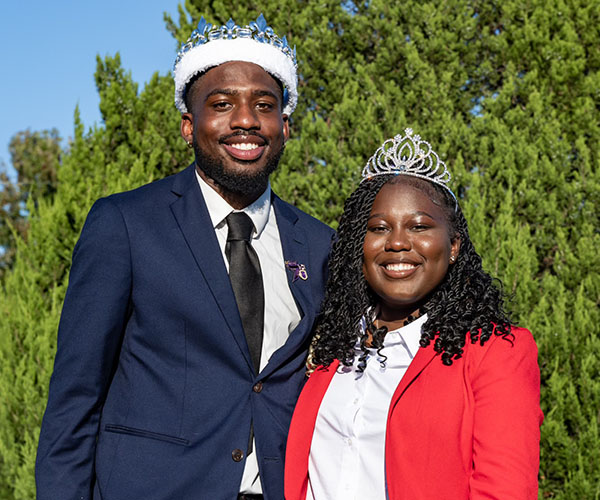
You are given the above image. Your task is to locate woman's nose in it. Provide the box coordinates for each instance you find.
[384,228,410,251]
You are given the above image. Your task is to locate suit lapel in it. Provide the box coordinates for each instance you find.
[259,196,313,377]
[273,196,312,315]
[169,164,253,372]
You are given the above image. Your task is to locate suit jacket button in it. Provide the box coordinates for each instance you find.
[232,449,244,462]
[253,381,263,393]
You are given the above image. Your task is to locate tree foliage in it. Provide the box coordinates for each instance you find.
[0,167,26,279]
[9,129,61,202]
[0,1,598,498]
[0,129,61,278]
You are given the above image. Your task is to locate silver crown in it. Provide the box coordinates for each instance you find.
[361,128,456,202]
[174,14,297,70]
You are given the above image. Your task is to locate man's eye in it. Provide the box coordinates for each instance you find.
[256,102,274,110]
[213,102,231,110]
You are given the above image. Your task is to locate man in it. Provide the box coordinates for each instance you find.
[36,15,333,500]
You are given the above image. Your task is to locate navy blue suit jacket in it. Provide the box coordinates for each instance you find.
[35,164,334,500]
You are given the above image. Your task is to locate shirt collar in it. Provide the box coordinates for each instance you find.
[195,168,271,238]
[384,314,427,358]
[358,312,427,359]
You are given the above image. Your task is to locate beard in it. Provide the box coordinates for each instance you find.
[193,136,285,197]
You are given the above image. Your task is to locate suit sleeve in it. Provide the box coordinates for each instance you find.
[35,197,132,500]
[469,327,543,499]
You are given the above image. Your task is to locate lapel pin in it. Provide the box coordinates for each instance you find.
[285,260,308,282]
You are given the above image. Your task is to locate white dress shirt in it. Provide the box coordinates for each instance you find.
[307,315,427,500]
[196,170,301,494]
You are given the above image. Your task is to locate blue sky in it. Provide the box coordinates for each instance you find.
[0,1,181,179]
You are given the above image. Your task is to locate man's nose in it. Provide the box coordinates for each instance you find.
[230,103,260,130]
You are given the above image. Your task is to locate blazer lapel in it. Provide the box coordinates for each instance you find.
[258,196,314,377]
[169,164,253,372]
[285,361,339,499]
[273,196,312,316]
[388,341,439,414]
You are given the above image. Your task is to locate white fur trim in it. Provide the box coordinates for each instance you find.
[173,38,297,115]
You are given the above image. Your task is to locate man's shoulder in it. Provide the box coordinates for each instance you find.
[103,166,191,209]
[272,195,334,238]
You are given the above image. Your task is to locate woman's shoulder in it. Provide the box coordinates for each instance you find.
[464,325,539,371]
[478,324,536,348]
[507,325,535,339]
[502,325,536,348]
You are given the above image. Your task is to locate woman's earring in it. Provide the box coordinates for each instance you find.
[187,141,193,149]
[450,256,456,263]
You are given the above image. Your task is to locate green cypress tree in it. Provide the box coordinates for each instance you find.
[0,1,598,498]
[0,129,61,278]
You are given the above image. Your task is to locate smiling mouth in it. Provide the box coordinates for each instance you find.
[385,263,417,271]
[381,262,420,278]
[229,143,260,151]
[221,134,267,161]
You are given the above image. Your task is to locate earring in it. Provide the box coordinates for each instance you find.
[186,141,193,149]
[450,256,456,263]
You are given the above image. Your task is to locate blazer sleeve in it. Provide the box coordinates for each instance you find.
[35,197,132,500]
[469,327,543,500]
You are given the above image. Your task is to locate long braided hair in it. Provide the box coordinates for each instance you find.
[309,174,512,370]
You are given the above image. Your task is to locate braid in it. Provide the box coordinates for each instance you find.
[311,176,390,370]
[311,175,512,369]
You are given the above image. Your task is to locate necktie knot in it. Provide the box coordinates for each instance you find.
[226,212,254,242]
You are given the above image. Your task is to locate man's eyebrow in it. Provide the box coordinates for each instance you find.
[204,88,239,101]
[253,89,278,99]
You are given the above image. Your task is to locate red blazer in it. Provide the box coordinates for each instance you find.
[285,327,543,500]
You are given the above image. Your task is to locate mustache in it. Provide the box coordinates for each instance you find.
[218,130,269,145]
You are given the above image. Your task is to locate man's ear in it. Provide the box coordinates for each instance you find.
[180,113,194,144]
[282,114,290,142]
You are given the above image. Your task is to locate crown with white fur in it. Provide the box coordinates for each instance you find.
[361,128,457,203]
[173,14,298,115]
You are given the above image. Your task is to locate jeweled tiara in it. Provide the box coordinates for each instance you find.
[361,128,457,203]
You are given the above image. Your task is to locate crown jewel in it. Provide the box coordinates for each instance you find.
[361,128,457,202]
[174,14,297,70]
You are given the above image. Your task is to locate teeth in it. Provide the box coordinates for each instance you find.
[385,263,416,271]
[230,143,259,150]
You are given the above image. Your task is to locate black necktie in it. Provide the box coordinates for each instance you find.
[225,212,264,374]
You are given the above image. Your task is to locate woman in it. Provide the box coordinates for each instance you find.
[285,129,543,500]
